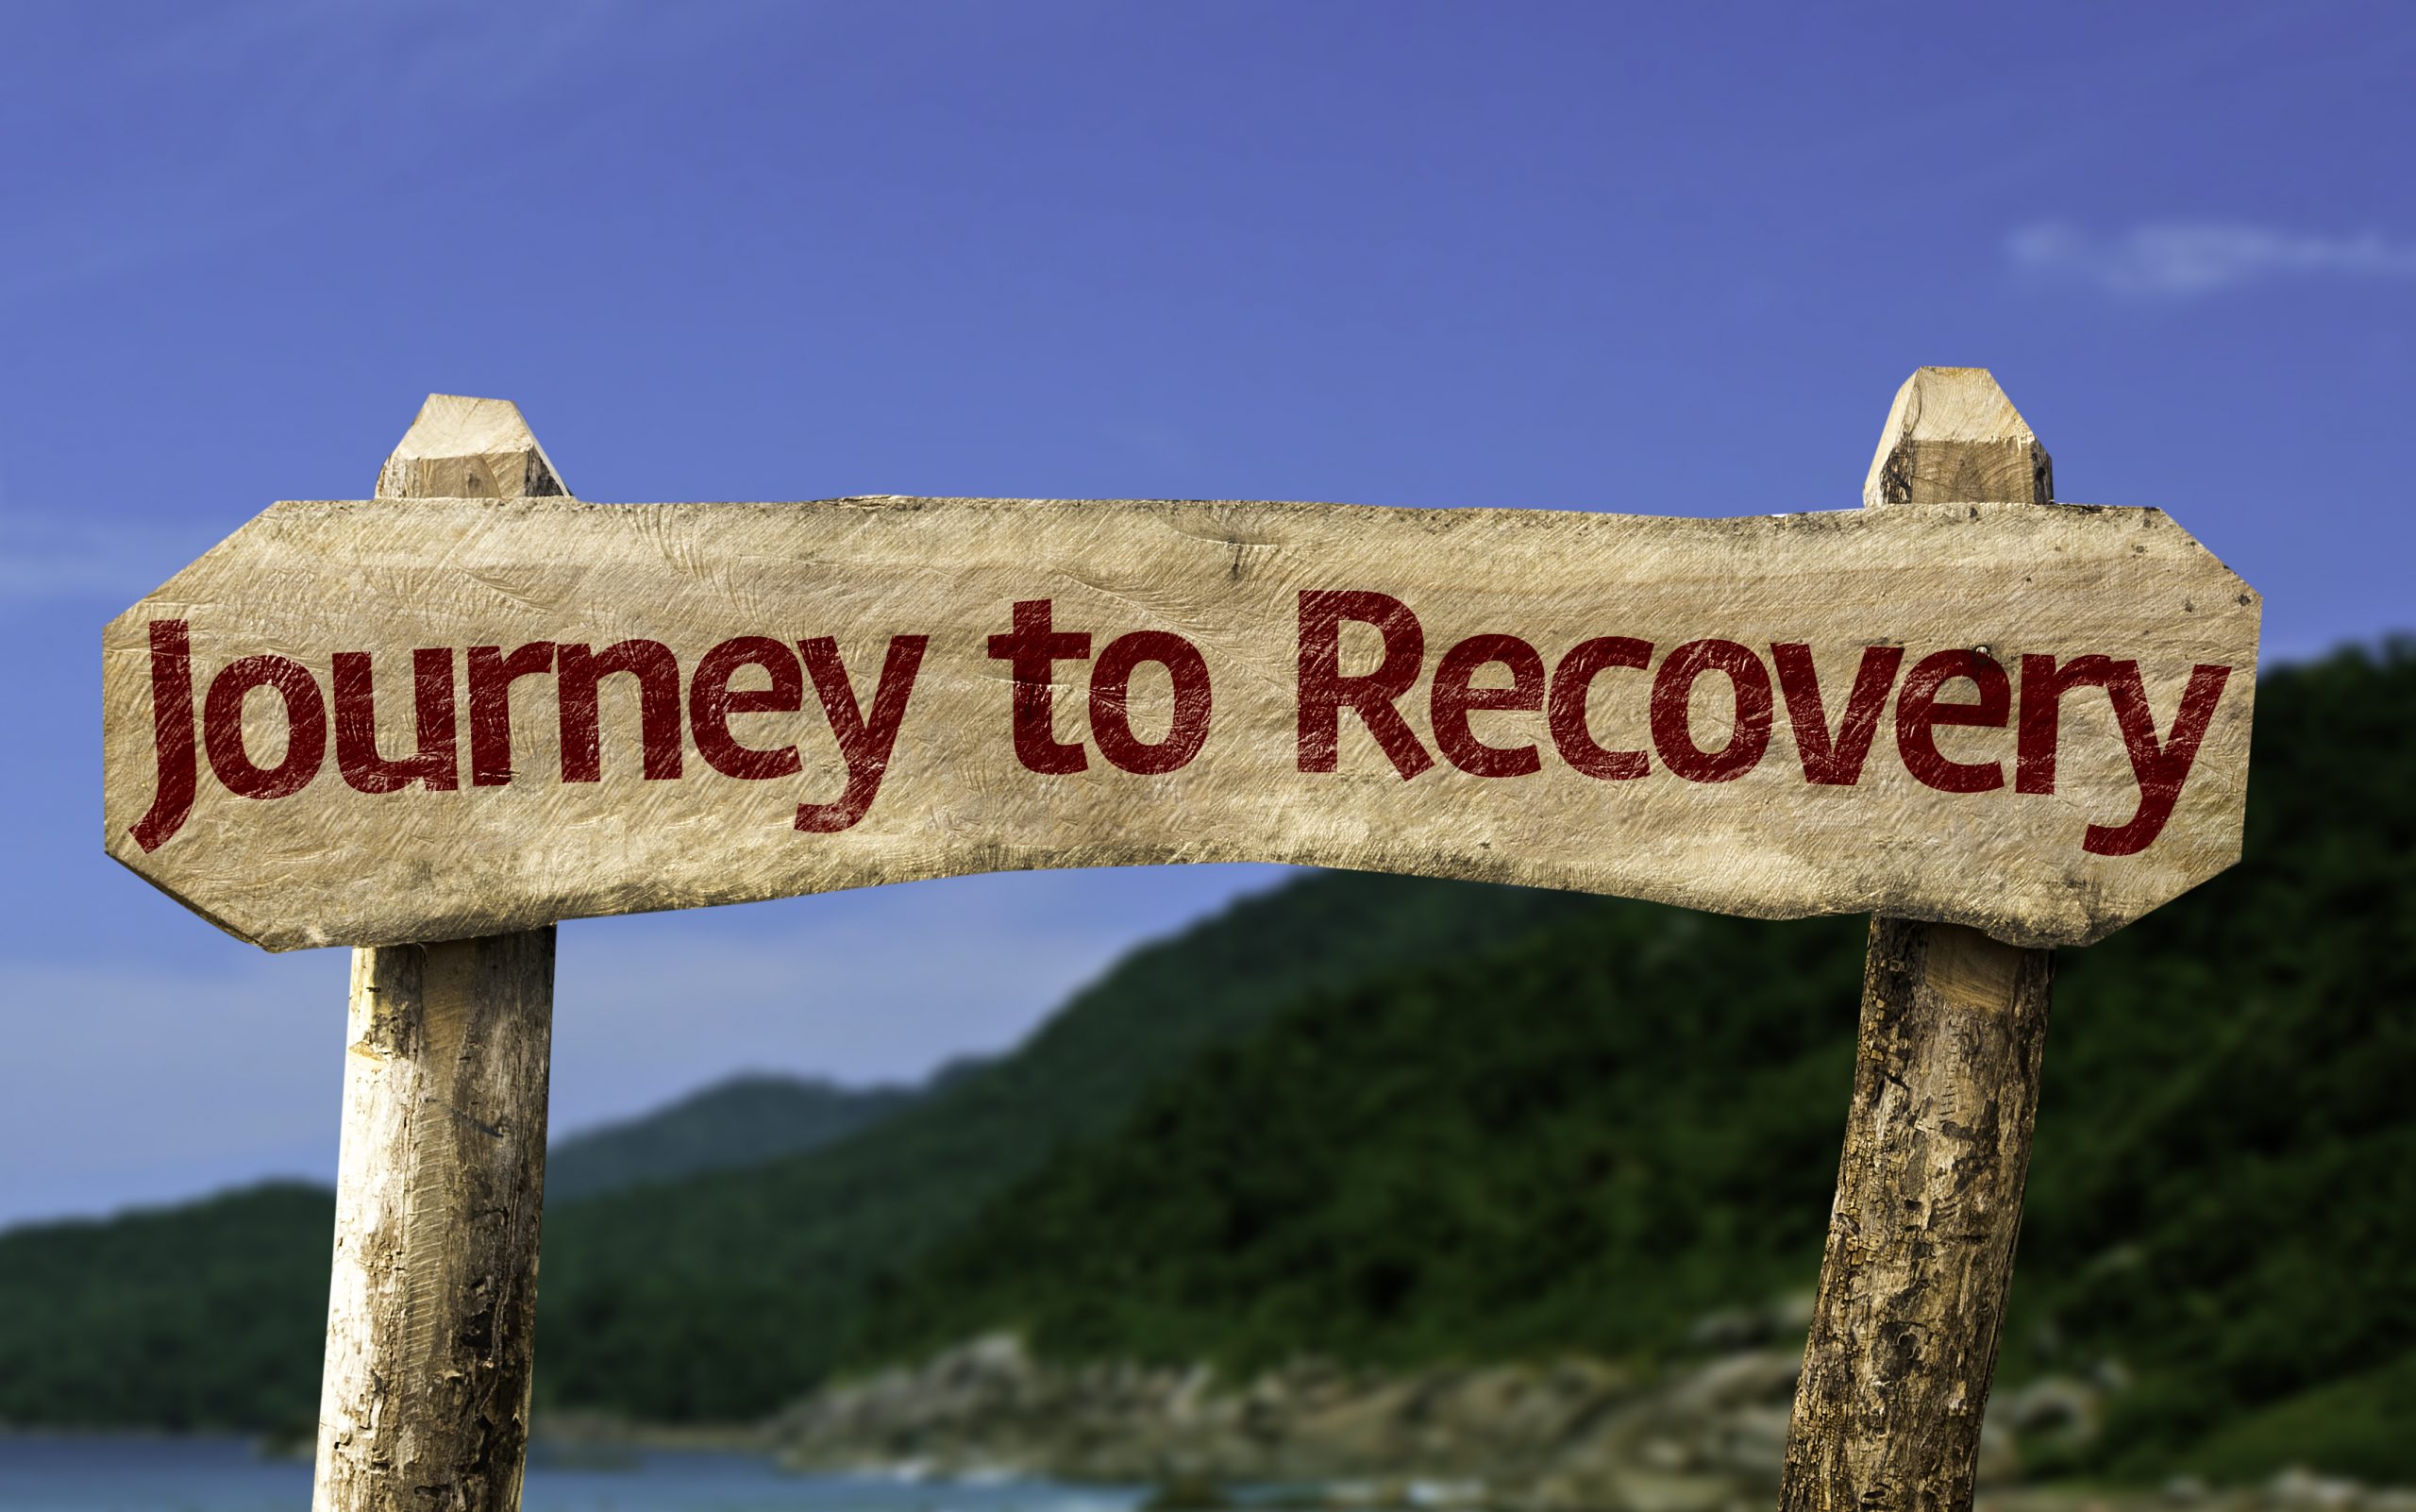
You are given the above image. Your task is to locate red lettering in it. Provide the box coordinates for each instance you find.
[1296,590,1434,779]
[559,640,684,783]
[1773,643,1904,786]
[1431,633,1545,778]
[1896,649,2009,794]
[2015,653,2120,796]
[1090,630,1213,776]
[333,649,459,794]
[202,654,327,799]
[466,642,557,787]
[691,637,806,781]
[1650,639,1772,783]
[130,620,198,851]
[2020,654,2230,857]
[797,635,928,832]
[986,600,1092,775]
[2093,663,2231,858]
[1547,637,1652,781]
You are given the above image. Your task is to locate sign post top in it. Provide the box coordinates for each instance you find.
[1865,366,2053,511]
[375,394,570,503]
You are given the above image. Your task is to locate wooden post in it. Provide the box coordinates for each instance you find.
[1779,368,2059,1512]
[312,396,567,1512]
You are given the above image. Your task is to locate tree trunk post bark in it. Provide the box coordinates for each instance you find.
[1778,367,2060,1512]
[312,396,569,1512]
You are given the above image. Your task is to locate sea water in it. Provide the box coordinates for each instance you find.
[0,1436,1147,1512]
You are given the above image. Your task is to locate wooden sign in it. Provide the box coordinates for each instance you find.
[102,377,2256,1512]
[104,489,2257,951]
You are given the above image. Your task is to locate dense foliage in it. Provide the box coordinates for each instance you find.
[3,644,2407,1483]
[0,1183,330,1430]
[846,643,2416,1481]
[845,904,1862,1371]
[532,874,1599,1419]
[0,1072,918,1431]
[2003,641,2416,1481]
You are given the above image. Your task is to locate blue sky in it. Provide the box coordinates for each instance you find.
[3,0,2410,1228]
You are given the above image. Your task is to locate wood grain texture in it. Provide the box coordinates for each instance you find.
[1780,368,2065,1512]
[313,931,554,1512]
[313,397,556,1512]
[102,479,2257,953]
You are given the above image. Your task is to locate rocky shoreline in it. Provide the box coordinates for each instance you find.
[763,1327,2413,1512]
[768,1329,1924,1511]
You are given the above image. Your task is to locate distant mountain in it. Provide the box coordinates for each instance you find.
[545,1072,918,1202]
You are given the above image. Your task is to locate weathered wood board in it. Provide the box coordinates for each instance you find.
[103,495,2257,951]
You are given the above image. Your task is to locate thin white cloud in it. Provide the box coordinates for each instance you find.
[2008,220,2416,298]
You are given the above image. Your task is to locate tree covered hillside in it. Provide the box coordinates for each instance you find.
[0,1183,330,1430]
[837,642,2416,1482]
[533,874,1600,1420]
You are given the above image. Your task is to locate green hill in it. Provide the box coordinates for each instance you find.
[0,1072,916,1430]
[545,1071,920,1203]
[842,902,1861,1373]
[533,873,1600,1419]
[835,640,2416,1483]
[0,1182,331,1430]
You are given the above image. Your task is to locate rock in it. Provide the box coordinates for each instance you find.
[1973,1417,2022,1487]
[1769,1291,1817,1336]
[772,1303,2255,1505]
[1707,1403,1792,1479]
[1683,1309,1767,1354]
[2264,1467,2364,1511]
[1621,1470,1755,1512]
[1995,1374,2102,1455]
[1661,1350,1801,1415]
